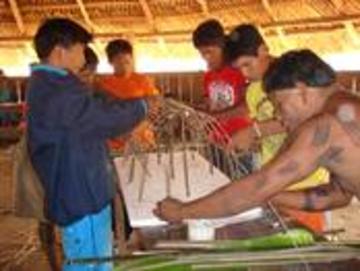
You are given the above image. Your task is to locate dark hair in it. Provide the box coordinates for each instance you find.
[106,39,133,62]
[192,19,225,49]
[83,47,99,71]
[263,49,336,94]
[226,24,265,61]
[34,18,92,60]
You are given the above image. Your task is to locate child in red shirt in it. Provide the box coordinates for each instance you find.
[193,19,253,177]
[204,66,251,135]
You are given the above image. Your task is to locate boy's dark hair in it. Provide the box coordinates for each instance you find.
[263,49,336,94]
[106,39,133,62]
[34,18,92,60]
[83,47,99,71]
[192,19,225,49]
[226,24,265,61]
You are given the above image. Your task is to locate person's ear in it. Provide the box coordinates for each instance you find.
[295,82,308,103]
[257,44,269,57]
[50,46,63,63]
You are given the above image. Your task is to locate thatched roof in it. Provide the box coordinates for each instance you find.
[0,0,360,75]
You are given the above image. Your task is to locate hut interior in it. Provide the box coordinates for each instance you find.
[0,0,360,270]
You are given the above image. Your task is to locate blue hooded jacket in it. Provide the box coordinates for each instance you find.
[26,65,147,226]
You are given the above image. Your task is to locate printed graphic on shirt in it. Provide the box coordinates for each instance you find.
[208,80,235,111]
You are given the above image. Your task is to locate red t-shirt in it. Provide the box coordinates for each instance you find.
[204,66,251,136]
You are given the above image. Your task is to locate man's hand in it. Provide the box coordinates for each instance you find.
[130,121,157,150]
[153,197,185,223]
[229,126,258,152]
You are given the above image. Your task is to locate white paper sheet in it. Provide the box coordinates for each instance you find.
[114,151,263,228]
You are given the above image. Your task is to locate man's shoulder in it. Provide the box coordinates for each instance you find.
[27,72,57,99]
[28,71,88,104]
[298,91,360,143]
[321,91,360,146]
[324,91,360,122]
[29,70,77,89]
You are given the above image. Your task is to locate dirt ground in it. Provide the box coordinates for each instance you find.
[0,146,359,271]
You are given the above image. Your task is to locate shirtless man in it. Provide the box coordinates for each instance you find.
[154,49,357,222]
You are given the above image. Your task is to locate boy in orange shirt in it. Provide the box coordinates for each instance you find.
[99,39,159,249]
[100,39,159,151]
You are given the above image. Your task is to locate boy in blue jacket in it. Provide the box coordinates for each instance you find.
[27,18,149,271]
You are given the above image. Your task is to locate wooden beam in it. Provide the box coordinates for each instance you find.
[261,0,277,22]
[275,27,291,49]
[1,14,360,43]
[75,0,98,32]
[138,0,155,29]
[195,0,210,17]
[0,26,344,43]
[7,0,24,34]
[344,21,360,46]
[20,1,140,13]
[263,14,360,29]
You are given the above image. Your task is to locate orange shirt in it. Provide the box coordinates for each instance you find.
[99,73,159,150]
[100,73,158,99]
[282,209,325,233]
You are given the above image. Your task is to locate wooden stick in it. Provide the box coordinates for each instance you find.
[138,153,149,202]
[128,156,136,184]
[181,117,191,197]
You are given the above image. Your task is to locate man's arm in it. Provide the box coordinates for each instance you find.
[257,119,286,137]
[156,115,338,222]
[272,179,353,212]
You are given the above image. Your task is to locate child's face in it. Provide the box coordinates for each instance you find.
[60,43,86,74]
[232,45,270,82]
[111,53,134,75]
[198,45,223,71]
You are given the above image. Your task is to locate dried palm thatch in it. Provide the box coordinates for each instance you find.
[0,0,360,74]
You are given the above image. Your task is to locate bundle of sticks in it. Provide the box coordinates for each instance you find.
[120,97,251,189]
